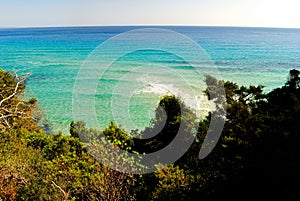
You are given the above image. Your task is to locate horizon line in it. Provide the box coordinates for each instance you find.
[1,24,300,30]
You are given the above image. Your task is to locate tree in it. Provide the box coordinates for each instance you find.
[0,69,40,132]
[287,69,300,89]
[133,95,197,154]
[197,69,300,200]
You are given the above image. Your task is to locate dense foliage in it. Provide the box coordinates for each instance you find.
[1,68,300,200]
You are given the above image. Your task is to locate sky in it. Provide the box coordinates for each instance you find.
[0,0,299,28]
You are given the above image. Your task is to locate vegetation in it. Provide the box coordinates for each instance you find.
[1,68,300,200]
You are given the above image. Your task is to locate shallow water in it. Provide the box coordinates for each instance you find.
[1,26,299,133]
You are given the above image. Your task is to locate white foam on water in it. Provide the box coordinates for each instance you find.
[135,82,214,119]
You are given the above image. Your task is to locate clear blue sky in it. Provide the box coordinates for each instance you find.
[0,0,299,28]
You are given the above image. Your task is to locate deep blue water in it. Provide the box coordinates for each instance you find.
[1,26,300,133]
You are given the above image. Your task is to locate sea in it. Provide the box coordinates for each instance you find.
[0,26,300,134]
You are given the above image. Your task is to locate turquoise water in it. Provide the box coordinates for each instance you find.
[1,26,300,133]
